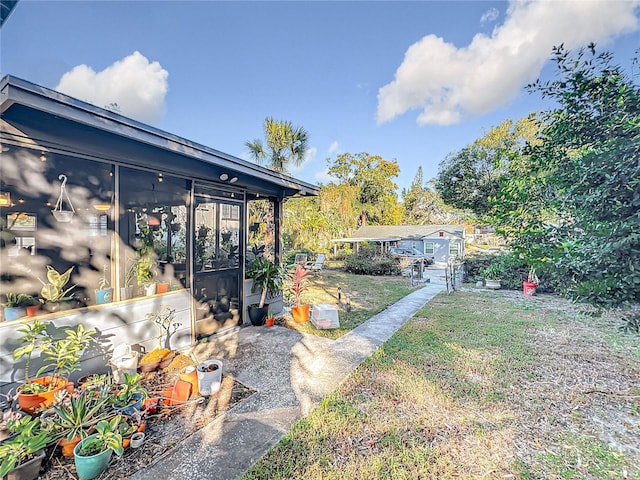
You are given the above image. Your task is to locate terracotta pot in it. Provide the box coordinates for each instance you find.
[58,434,82,457]
[291,304,310,323]
[156,282,170,294]
[26,305,41,317]
[159,353,175,369]
[139,361,160,373]
[265,317,275,327]
[17,376,68,415]
[163,380,191,406]
[179,367,198,398]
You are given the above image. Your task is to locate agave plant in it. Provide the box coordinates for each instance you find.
[48,390,112,442]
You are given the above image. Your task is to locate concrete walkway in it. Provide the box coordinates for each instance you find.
[131,279,446,480]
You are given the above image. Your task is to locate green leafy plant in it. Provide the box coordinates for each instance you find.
[246,257,288,308]
[13,321,96,393]
[97,264,110,290]
[76,417,124,457]
[12,319,48,384]
[113,373,147,408]
[39,265,76,303]
[48,390,112,442]
[480,262,504,281]
[38,323,96,379]
[2,293,39,308]
[0,415,52,477]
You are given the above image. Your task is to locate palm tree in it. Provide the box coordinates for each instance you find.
[245,117,309,174]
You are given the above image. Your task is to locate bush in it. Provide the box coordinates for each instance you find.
[344,254,400,276]
[466,252,560,292]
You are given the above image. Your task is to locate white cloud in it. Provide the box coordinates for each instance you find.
[56,51,169,124]
[480,8,499,25]
[314,169,337,183]
[328,141,339,154]
[377,0,640,126]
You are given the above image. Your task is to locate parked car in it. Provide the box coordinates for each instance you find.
[390,247,434,264]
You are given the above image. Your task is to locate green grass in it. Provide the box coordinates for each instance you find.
[282,269,418,339]
[241,289,639,480]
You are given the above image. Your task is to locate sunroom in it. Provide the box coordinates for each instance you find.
[0,75,318,392]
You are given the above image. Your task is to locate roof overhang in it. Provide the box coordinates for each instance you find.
[0,75,319,199]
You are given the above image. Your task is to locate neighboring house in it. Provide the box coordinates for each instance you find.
[0,75,318,393]
[334,225,465,263]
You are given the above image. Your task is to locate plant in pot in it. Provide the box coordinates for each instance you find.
[38,265,77,313]
[14,320,97,414]
[94,264,113,305]
[111,373,147,417]
[73,417,124,480]
[246,256,287,326]
[47,389,112,457]
[0,415,53,480]
[523,267,539,296]
[2,293,39,321]
[481,262,504,290]
[289,264,311,323]
[131,251,157,296]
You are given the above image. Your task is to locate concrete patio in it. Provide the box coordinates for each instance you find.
[131,277,446,480]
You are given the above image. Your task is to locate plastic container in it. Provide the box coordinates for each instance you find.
[196,359,223,395]
[311,304,340,329]
[523,281,537,296]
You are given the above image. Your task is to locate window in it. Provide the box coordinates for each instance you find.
[449,242,459,257]
[424,242,434,255]
[1,147,115,315]
[119,168,190,295]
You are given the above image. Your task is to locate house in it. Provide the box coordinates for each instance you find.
[0,75,318,393]
[333,225,465,263]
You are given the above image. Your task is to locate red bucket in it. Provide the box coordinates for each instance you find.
[523,281,537,296]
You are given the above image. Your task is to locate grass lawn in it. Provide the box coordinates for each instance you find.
[280,268,420,339]
[241,288,640,480]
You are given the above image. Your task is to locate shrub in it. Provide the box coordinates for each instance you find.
[282,249,314,266]
[344,253,400,276]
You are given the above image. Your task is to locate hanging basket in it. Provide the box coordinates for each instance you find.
[51,174,75,223]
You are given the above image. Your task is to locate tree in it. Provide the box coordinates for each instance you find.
[521,44,640,307]
[327,152,401,227]
[434,117,541,217]
[245,117,309,174]
[402,167,468,224]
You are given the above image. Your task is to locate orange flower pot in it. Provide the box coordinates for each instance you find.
[291,304,310,323]
[163,380,192,406]
[179,367,199,398]
[265,317,275,327]
[58,434,82,457]
[17,376,67,415]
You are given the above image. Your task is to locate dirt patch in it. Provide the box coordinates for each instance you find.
[497,291,640,474]
[39,370,255,480]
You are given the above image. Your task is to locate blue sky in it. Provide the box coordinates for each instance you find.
[1,1,639,193]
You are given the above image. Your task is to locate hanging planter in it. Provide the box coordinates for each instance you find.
[51,174,75,223]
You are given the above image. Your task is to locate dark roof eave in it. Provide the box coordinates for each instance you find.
[0,75,319,197]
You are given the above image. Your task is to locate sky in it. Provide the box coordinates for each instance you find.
[1,1,639,194]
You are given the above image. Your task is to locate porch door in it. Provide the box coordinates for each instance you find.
[193,187,243,337]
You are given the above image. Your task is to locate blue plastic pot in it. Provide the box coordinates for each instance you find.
[4,306,26,321]
[114,392,143,417]
[95,288,113,304]
[73,434,113,480]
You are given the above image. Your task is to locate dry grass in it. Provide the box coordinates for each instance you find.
[241,289,640,480]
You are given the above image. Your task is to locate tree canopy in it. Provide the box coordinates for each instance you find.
[245,117,309,174]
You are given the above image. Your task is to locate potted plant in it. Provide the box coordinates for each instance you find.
[481,262,503,290]
[14,320,96,414]
[111,373,147,417]
[131,251,156,296]
[94,264,113,305]
[0,415,52,480]
[265,305,275,327]
[523,267,539,296]
[73,417,124,480]
[2,293,39,321]
[47,390,112,457]
[289,264,311,323]
[246,256,287,326]
[39,265,77,312]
